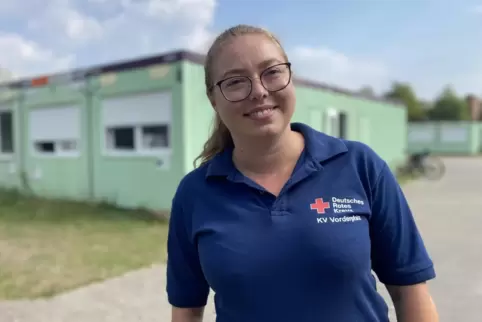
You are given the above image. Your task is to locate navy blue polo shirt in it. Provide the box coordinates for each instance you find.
[166,122,435,322]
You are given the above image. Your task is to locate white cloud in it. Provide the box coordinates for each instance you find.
[290,46,391,94]
[471,5,482,14]
[0,0,216,80]
[83,0,217,53]
[27,2,104,43]
[0,32,74,81]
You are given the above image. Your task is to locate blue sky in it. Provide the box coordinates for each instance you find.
[0,0,480,100]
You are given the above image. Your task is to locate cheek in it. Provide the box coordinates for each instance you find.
[213,92,244,118]
[274,86,296,110]
[214,101,240,125]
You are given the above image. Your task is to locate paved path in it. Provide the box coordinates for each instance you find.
[1,157,481,321]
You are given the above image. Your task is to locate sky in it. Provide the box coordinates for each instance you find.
[0,0,481,100]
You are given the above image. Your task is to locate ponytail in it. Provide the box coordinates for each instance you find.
[193,113,233,168]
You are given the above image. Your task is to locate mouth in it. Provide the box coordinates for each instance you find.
[243,106,278,119]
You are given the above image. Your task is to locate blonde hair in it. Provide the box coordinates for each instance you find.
[194,24,289,167]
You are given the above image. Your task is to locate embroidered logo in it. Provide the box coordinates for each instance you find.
[310,197,365,224]
[310,198,330,214]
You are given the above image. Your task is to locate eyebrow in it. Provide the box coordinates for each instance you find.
[220,58,284,79]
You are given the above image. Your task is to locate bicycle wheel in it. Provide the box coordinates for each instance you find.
[422,156,445,180]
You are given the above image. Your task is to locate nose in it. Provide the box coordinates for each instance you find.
[249,78,268,101]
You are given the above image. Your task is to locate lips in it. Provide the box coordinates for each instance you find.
[244,106,277,117]
[244,106,277,120]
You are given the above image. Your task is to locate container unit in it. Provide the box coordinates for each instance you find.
[408,122,481,156]
[0,89,21,189]
[89,60,185,210]
[19,77,91,200]
[0,50,408,211]
[181,58,407,172]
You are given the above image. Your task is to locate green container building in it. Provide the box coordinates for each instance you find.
[0,50,407,211]
[407,121,482,156]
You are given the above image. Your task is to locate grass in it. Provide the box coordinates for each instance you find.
[0,171,410,301]
[397,174,413,185]
[0,189,168,300]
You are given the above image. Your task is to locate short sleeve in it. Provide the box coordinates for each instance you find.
[369,162,436,286]
[166,181,210,307]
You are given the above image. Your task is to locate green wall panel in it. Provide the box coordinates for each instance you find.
[21,82,90,200]
[0,90,22,190]
[0,55,408,213]
[181,61,215,173]
[292,85,407,168]
[182,61,407,172]
[408,122,482,156]
[90,63,184,211]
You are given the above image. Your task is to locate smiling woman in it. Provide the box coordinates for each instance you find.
[166,24,439,322]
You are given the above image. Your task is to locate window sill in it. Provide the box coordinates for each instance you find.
[0,154,15,162]
[32,152,81,159]
[102,149,172,158]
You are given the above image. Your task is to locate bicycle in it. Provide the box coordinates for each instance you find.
[398,150,445,180]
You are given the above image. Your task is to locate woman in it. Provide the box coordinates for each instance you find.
[166,24,439,322]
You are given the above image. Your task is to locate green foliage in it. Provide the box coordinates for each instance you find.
[380,82,474,122]
[427,86,470,121]
[384,82,426,121]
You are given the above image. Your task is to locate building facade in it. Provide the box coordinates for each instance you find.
[0,51,407,211]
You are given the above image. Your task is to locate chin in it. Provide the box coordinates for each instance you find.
[236,106,292,139]
[247,121,287,138]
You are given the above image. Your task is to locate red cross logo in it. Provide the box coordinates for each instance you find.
[310,198,330,214]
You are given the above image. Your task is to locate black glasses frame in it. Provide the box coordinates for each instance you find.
[212,62,292,102]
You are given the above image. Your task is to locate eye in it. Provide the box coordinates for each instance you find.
[267,68,281,75]
[224,77,248,88]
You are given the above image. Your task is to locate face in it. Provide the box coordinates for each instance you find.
[209,34,296,141]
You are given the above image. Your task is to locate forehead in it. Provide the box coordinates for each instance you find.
[213,34,286,79]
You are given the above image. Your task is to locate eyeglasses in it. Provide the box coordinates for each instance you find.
[213,62,292,102]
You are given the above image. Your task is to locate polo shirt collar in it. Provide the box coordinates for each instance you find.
[205,122,348,178]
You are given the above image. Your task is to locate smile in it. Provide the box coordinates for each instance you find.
[244,106,278,120]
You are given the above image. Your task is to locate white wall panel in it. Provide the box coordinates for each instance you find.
[29,106,80,141]
[102,91,172,127]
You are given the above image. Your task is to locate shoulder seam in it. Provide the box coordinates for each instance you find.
[370,161,388,196]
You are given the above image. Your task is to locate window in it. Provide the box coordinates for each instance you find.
[106,127,135,150]
[440,125,467,143]
[33,139,78,154]
[101,91,172,155]
[325,108,339,137]
[141,125,169,148]
[325,108,348,139]
[0,110,14,154]
[35,141,55,153]
[29,105,81,157]
[408,126,435,144]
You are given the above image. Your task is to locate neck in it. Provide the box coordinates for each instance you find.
[232,127,302,174]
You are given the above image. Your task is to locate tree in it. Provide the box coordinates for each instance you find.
[358,85,375,97]
[427,86,470,121]
[383,82,426,121]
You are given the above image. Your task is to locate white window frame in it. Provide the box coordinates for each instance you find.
[32,139,80,158]
[29,106,81,158]
[0,107,14,159]
[101,91,172,157]
[325,107,340,137]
